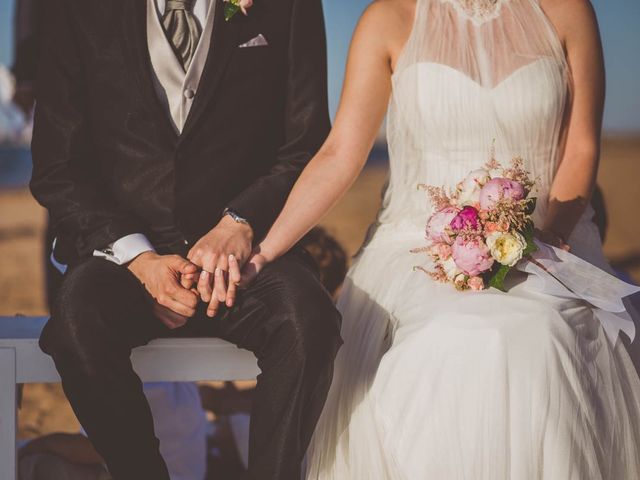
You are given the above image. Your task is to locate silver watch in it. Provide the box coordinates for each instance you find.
[223,208,250,226]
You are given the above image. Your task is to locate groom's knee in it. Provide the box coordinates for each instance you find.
[40,258,133,362]
[280,296,342,370]
[259,255,343,370]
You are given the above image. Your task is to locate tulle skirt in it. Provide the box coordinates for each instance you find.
[305,223,640,480]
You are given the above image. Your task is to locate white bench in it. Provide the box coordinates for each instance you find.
[0,316,260,480]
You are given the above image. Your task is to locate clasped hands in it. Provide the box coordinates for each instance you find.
[128,215,269,329]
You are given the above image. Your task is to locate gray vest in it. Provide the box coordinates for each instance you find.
[146,0,217,133]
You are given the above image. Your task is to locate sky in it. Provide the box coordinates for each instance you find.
[1,0,638,133]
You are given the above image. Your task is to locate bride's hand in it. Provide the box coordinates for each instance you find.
[225,249,271,307]
[535,228,571,252]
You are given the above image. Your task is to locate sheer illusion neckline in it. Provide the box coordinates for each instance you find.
[439,0,510,25]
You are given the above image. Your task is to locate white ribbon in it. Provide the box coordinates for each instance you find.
[516,240,640,345]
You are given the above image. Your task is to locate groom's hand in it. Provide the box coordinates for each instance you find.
[187,215,253,317]
[150,303,191,330]
[128,252,199,328]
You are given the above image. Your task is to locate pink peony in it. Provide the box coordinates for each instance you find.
[426,207,458,244]
[451,235,494,276]
[467,276,485,291]
[450,206,480,232]
[479,178,526,210]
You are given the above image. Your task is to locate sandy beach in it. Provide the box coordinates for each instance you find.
[1,136,639,439]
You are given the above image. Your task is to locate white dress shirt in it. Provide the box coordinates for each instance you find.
[92,0,212,266]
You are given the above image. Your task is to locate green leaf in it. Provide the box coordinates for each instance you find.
[521,223,538,256]
[489,264,511,292]
[224,2,241,21]
[523,238,538,256]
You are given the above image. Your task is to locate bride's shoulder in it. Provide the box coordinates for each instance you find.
[359,0,415,27]
[539,0,600,45]
[353,0,415,56]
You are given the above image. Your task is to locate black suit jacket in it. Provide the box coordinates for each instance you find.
[30,0,330,263]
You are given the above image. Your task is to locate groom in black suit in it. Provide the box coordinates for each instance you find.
[30,0,342,478]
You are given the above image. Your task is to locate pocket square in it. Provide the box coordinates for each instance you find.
[238,34,269,48]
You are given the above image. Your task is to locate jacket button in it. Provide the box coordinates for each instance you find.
[184,88,195,99]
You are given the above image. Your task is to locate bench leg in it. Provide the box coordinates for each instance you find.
[0,347,17,480]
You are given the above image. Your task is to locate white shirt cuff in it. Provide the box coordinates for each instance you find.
[93,233,155,265]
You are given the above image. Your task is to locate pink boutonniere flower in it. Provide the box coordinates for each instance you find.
[224,0,253,21]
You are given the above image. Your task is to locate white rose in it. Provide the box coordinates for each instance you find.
[442,257,461,281]
[454,273,468,290]
[486,232,526,266]
[457,169,490,206]
[488,166,503,179]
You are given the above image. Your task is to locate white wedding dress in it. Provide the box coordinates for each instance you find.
[305,0,640,478]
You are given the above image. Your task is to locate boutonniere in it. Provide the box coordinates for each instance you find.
[224,0,253,21]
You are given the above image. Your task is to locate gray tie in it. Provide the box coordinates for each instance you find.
[162,0,202,71]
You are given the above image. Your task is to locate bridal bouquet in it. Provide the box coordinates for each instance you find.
[414,157,538,291]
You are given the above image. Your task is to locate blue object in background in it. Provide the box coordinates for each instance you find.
[0,146,31,187]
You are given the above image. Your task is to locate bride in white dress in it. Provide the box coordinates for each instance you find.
[237,0,640,477]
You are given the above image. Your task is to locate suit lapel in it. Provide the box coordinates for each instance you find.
[180,0,248,140]
[121,0,178,140]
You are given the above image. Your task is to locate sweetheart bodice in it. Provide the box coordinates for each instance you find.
[391,58,565,188]
[379,0,569,228]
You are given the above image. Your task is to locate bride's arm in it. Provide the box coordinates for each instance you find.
[541,0,605,245]
[230,3,409,287]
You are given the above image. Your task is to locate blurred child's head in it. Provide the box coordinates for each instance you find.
[298,227,348,299]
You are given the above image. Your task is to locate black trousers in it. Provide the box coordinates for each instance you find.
[40,249,342,480]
